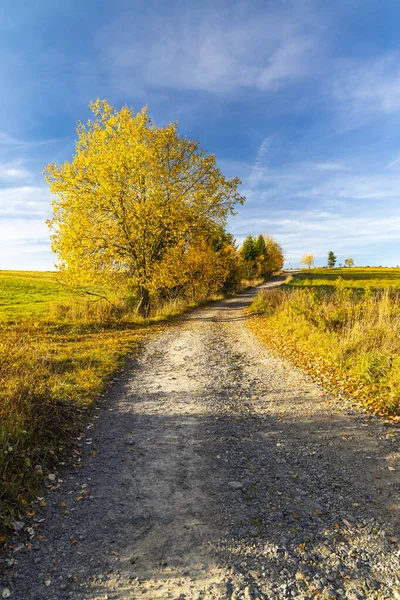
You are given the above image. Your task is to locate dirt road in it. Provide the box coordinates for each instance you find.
[1,279,399,599]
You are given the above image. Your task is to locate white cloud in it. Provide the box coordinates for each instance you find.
[101,2,321,95]
[228,148,400,266]
[384,154,400,170]
[0,188,53,269]
[0,161,32,181]
[248,136,273,187]
[0,185,51,219]
[315,162,349,171]
[330,53,400,117]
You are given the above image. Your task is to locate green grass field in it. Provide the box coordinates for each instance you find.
[287,267,400,290]
[0,270,74,320]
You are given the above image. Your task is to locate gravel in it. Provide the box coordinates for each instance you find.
[0,278,399,599]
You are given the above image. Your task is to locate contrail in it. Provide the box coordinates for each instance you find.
[384,154,400,170]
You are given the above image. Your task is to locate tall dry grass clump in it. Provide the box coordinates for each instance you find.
[250,279,400,415]
[0,326,80,525]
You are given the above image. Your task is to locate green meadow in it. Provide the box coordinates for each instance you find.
[0,270,73,320]
[287,267,400,290]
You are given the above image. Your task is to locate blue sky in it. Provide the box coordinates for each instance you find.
[2,0,400,269]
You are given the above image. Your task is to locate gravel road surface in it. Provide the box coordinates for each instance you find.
[1,279,399,600]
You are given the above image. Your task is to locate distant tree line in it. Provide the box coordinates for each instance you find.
[299,252,355,269]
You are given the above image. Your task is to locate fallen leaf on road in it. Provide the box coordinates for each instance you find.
[342,519,352,528]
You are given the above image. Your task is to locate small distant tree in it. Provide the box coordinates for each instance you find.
[327,251,337,268]
[345,257,354,268]
[300,254,315,269]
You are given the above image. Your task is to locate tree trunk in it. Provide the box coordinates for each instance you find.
[137,287,151,318]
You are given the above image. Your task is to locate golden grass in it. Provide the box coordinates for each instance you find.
[249,283,400,418]
[0,316,163,529]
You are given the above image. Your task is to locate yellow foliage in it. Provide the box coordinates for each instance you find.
[300,254,315,268]
[160,237,239,301]
[45,99,245,316]
[264,236,284,275]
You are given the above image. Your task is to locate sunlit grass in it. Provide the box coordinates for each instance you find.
[288,267,400,290]
[249,282,400,418]
[0,270,74,320]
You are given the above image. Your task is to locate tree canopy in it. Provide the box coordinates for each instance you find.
[300,254,315,269]
[45,100,245,315]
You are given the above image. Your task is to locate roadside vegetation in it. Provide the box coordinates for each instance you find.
[250,268,400,418]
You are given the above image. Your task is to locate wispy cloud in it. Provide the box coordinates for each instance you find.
[0,132,62,149]
[315,162,349,171]
[330,53,400,119]
[0,161,32,181]
[248,136,273,187]
[101,2,321,95]
[0,185,51,219]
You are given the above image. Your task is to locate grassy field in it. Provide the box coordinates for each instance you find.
[288,267,400,290]
[0,270,74,320]
[249,268,400,419]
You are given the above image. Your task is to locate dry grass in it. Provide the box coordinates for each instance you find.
[249,282,400,417]
[0,317,161,529]
[237,277,266,291]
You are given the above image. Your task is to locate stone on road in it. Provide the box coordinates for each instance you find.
[1,279,399,599]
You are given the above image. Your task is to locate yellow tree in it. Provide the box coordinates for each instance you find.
[161,234,238,302]
[45,100,245,316]
[300,254,315,269]
[345,257,354,267]
[264,236,284,275]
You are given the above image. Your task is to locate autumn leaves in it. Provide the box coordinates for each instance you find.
[44,100,245,316]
